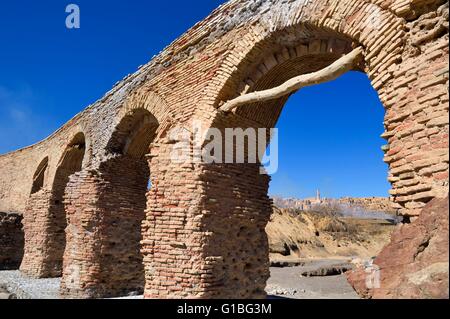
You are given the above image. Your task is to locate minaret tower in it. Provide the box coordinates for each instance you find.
[316,189,321,202]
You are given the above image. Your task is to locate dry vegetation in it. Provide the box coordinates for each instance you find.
[266,207,396,262]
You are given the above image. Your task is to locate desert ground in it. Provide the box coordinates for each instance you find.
[264,206,396,299]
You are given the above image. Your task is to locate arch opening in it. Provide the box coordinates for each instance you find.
[219,34,359,128]
[261,71,399,298]
[201,30,398,298]
[31,157,49,195]
[107,108,159,159]
[94,108,158,297]
[47,133,86,277]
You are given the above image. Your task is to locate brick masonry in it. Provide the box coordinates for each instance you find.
[20,135,85,278]
[0,0,448,298]
[0,212,24,270]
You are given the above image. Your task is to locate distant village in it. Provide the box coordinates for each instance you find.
[272,191,399,221]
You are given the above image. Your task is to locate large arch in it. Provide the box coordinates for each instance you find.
[200,52,380,298]
[21,133,86,278]
[202,0,448,218]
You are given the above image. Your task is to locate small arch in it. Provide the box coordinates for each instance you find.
[31,156,49,194]
[55,132,86,175]
[107,108,159,159]
[52,133,86,205]
[46,132,86,276]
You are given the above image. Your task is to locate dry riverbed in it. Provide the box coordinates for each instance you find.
[0,259,359,299]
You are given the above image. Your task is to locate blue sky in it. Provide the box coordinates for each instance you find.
[0,1,390,199]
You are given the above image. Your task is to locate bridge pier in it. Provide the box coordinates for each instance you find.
[194,163,272,299]
[141,138,272,298]
[20,189,66,278]
[61,158,148,298]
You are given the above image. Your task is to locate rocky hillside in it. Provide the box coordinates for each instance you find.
[266,207,396,262]
[347,197,449,299]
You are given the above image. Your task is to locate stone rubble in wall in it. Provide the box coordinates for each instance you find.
[0,213,24,270]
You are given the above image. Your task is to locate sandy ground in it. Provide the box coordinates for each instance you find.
[266,259,359,299]
[0,259,359,299]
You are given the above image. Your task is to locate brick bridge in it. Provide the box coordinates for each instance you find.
[0,0,448,298]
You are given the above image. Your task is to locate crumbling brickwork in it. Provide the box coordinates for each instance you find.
[0,212,24,270]
[20,189,59,277]
[0,0,448,298]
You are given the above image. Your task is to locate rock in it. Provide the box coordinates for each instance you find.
[1,293,17,299]
[347,197,449,299]
[270,242,291,256]
[301,263,353,277]
[0,286,16,299]
[267,207,395,261]
[266,285,298,297]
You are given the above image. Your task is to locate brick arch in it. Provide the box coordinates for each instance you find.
[230,39,356,127]
[199,0,406,117]
[106,108,159,159]
[195,2,405,140]
[30,156,49,195]
[236,39,354,96]
[199,0,448,218]
[122,89,168,119]
[118,89,173,138]
[21,132,87,278]
[61,109,161,298]
[53,133,86,182]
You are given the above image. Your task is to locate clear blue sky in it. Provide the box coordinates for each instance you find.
[0,1,390,199]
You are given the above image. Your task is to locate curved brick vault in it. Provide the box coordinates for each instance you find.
[0,0,448,299]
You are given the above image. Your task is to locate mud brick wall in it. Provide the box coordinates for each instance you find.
[142,136,272,299]
[20,189,72,278]
[60,171,102,298]
[20,142,85,278]
[0,212,24,270]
